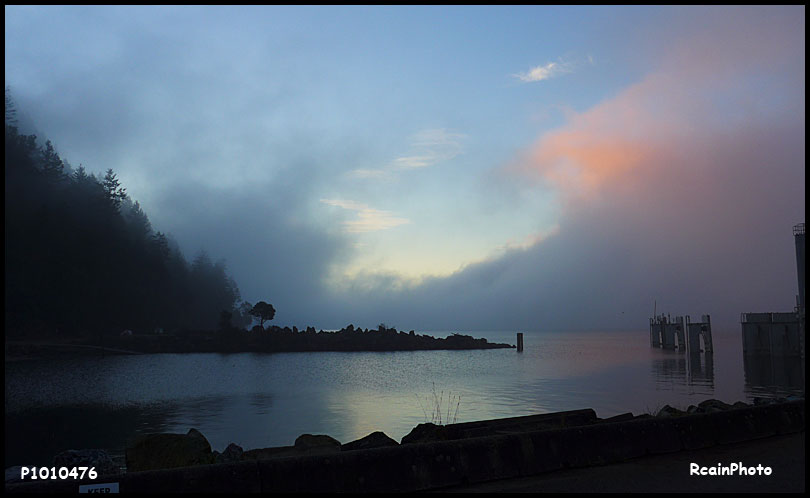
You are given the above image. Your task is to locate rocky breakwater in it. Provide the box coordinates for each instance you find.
[106,325,516,354]
[123,429,401,472]
[125,428,215,472]
[6,397,804,493]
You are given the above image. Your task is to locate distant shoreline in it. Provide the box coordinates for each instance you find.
[5,328,514,361]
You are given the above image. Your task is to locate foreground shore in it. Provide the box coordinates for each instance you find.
[6,398,804,493]
[442,432,804,493]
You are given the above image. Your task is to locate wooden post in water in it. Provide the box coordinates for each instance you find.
[517,332,524,352]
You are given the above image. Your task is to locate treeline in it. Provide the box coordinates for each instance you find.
[5,91,250,339]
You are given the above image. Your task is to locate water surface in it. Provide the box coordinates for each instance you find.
[5,330,804,467]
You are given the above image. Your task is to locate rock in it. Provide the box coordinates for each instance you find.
[656,405,685,418]
[686,405,699,414]
[187,428,207,441]
[697,399,733,413]
[215,443,243,463]
[600,413,634,423]
[401,423,450,444]
[125,428,214,472]
[732,401,750,410]
[53,449,118,476]
[341,431,399,451]
[293,434,341,454]
[239,434,340,461]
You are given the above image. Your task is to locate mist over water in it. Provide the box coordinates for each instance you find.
[6,330,803,467]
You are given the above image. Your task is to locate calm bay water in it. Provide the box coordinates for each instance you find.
[5,330,804,467]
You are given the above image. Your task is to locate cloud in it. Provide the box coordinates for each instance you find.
[320,199,411,233]
[6,6,802,333]
[328,7,804,332]
[347,128,466,182]
[392,128,466,169]
[348,168,393,180]
[514,60,574,83]
[151,179,353,328]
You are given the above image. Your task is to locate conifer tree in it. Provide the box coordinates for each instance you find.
[102,168,127,210]
[40,140,65,181]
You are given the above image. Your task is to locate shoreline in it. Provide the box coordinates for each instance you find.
[5,329,515,361]
[5,399,804,493]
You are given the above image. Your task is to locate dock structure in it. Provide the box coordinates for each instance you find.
[740,223,805,359]
[650,314,711,353]
[741,312,803,357]
[649,314,685,350]
[795,223,805,318]
[686,314,713,353]
[794,223,805,357]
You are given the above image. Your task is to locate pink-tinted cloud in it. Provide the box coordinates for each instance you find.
[517,7,804,211]
[310,7,805,337]
[493,6,805,329]
[330,7,804,332]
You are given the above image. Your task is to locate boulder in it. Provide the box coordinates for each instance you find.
[215,443,243,463]
[400,423,450,444]
[53,449,118,476]
[125,428,214,472]
[293,434,341,454]
[697,399,733,413]
[656,405,685,418]
[341,431,399,451]
[600,413,634,423]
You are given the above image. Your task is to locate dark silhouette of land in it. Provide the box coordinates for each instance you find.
[5,93,512,356]
[103,324,514,354]
[5,90,250,343]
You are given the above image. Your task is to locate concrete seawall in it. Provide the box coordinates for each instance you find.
[6,400,804,493]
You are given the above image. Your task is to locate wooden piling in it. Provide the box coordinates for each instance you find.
[517,332,523,352]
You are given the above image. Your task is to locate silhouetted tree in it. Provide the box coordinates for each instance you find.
[5,86,18,127]
[231,300,253,329]
[102,168,127,210]
[249,301,276,328]
[40,140,66,181]
[123,199,152,243]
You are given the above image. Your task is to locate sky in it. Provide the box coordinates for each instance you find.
[5,5,805,332]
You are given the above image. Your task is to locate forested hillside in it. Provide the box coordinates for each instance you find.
[5,91,249,338]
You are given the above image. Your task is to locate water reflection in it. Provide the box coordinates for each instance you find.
[7,331,802,471]
[652,354,688,386]
[650,350,714,395]
[687,351,714,388]
[743,354,805,398]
